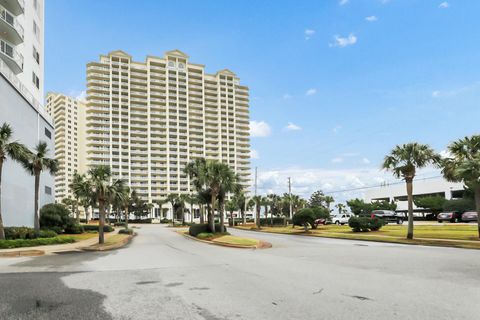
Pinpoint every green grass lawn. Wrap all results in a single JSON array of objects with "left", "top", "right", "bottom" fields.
[
  {"left": 58, "top": 233, "right": 98, "bottom": 241},
  {"left": 212, "top": 235, "right": 259, "bottom": 247},
  {"left": 235, "top": 223, "right": 480, "bottom": 249}
]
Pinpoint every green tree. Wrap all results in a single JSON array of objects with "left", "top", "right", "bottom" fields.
[
  {"left": 383, "top": 143, "right": 440, "bottom": 239},
  {"left": 335, "top": 203, "right": 347, "bottom": 214},
  {"left": 69, "top": 172, "right": 87, "bottom": 224},
  {"left": 309, "top": 190, "right": 325, "bottom": 207},
  {"left": 346, "top": 198, "right": 368, "bottom": 215},
  {"left": 414, "top": 196, "right": 446, "bottom": 217},
  {"left": 442, "top": 135, "right": 480, "bottom": 237},
  {"left": 21, "top": 142, "right": 59, "bottom": 232},
  {"left": 442, "top": 198, "right": 475, "bottom": 213},
  {"left": 250, "top": 195, "right": 263, "bottom": 229},
  {"left": 232, "top": 191, "right": 248, "bottom": 224},
  {"left": 166, "top": 193, "right": 178, "bottom": 226}
]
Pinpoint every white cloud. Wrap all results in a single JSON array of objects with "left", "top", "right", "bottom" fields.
[
  {"left": 439, "top": 149, "right": 451, "bottom": 158},
  {"left": 285, "top": 122, "right": 302, "bottom": 131},
  {"left": 339, "top": 0, "right": 349, "bottom": 5},
  {"left": 306, "top": 88, "right": 317, "bottom": 96},
  {"left": 432, "top": 90, "right": 441, "bottom": 97},
  {"left": 283, "top": 93, "right": 292, "bottom": 99},
  {"left": 250, "top": 149, "right": 260, "bottom": 159},
  {"left": 365, "top": 16, "right": 378, "bottom": 22},
  {"left": 250, "top": 121, "right": 272, "bottom": 137},
  {"left": 76, "top": 90, "right": 87, "bottom": 102},
  {"left": 331, "top": 157, "right": 344, "bottom": 164},
  {"left": 333, "top": 125, "right": 342, "bottom": 133},
  {"left": 304, "top": 29, "right": 316, "bottom": 40},
  {"left": 439, "top": 2, "right": 449, "bottom": 8},
  {"left": 362, "top": 157, "right": 371, "bottom": 164},
  {"left": 330, "top": 34, "right": 357, "bottom": 48}
]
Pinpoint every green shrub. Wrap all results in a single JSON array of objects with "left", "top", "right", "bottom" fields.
[
  {"left": 82, "top": 225, "right": 114, "bottom": 232},
  {"left": 197, "top": 232, "right": 214, "bottom": 239},
  {"left": 44, "top": 226, "right": 63, "bottom": 234},
  {"left": 40, "top": 203, "right": 75, "bottom": 232},
  {"left": 258, "top": 217, "right": 288, "bottom": 226},
  {"left": 348, "top": 217, "right": 384, "bottom": 232},
  {"left": 64, "top": 224, "right": 84, "bottom": 234},
  {"left": 189, "top": 224, "right": 209, "bottom": 237},
  {"left": 292, "top": 209, "right": 317, "bottom": 230},
  {"left": 4, "top": 227, "right": 37, "bottom": 240},
  {"left": 113, "top": 222, "right": 126, "bottom": 227},
  {"left": 119, "top": 228, "right": 134, "bottom": 235},
  {"left": 0, "top": 237, "right": 76, "bottom": 249},
  {"left": 38, "top": 230, "right": 58, "bottom": 238},
  {"left": 160, "top": 218, "right": 171, "bottom": 224}
]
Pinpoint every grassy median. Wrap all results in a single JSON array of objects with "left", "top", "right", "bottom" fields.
[{"left": 235, "top": 224, "right": 480, "bottom": 249}]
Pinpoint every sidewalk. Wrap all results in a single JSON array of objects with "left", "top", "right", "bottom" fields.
[{"left": 0, "top": 230, "right": 119, "bottom": 257}]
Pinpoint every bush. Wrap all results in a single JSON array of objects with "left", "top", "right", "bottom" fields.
[
  {"left": 40, "top": 203, "right": 75, "bottom": 232},
  {"left": 348, "top": 217, "right": 384, "bottom": 232},
  {"left": 0, "top": 237, "right": 76, "bottom": 249},
  {"left": 188, "top": 223, "right": 226, "bottom": 236},
  {"left": 259, "top": 217, "right": 288, "bottom": 226},
  {"left": 38, "top": 229, "right": 58, "bottom": 238},
  {"left": 64, "top": 224, "right": 84, "bottom": 234},
  {"left": 82, "top": 225, "right": 114, "bottom": 232},
  {"left": 114, "top": 222, "right": 126, "bottom": 227},
  {"left": 160, "top": 218, "right": 171, "bottom": 224},
  {"left": 197, "top": 232, "right": 214, "bottom": 239},
  {"left": 119, "top": 228, "right": 134, "bottom": 235},
  {"left": 292, "top": 209, "right": 317, "bottom": 230},
  {"left": 4, "top": 227, "right": 37, "bottom": 240}
]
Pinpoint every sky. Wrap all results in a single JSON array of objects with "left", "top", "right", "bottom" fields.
[{"left": 45, "top": 0, "right": 480, "bottom": 203}]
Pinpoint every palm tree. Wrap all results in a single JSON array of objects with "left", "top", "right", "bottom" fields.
[
  {"left": 197, "top": 189, "right": 211, "bottom": 224},
  {"left": 21, "top": 142, "right": 59, "bottom": 232},
  {"left": 154, "top": 198, "right": 167, "bottom": 220},
  {"left": 442, "top": 135, "right": 480, "bottom": 238},
  {"left": 268, "top": 194, "right": 283, "bottom": 225},
  {"left": 115, "top": 183, "right": 131, "bottom": 228},
  {"left": 383, "top": 143, "right": 440, "bottom": 239},
  {"left": 70, "top": 173, "right": 93, "bottom": 224},
  {"left": 324, "top": 195, "right": 334, "bottom": 212},
  {"left": 233, "top": 191, "right": 247, "bottom": 224},
  {"left": 0, "top": 123, "right": 29, "bottom": 239},
  {"left": 166, "top": 193, "right": 178, "bottom": 226},
  {"left": 225, "top": 199, "right": 237, "bottom": 226},
  {"left": 177, "top": 193, "right": 190, "bottom": 225},
  {"left": 187, "top": 194, "right": 198, "bottom": 223},
  {"left": 335, "top": 203, "right": 347, "bottom": 214},
  {"left": 250, "top": 195, "right": 263, "bottom": 229},
  {"left": 86, "top": 166, "right": 123, "bottom": 244},
  {"left": 198, "top": 160, "right": 238, "bottom": 233},
  {"left": 69, "top": 172, "right": 87, "bottom": 224}
]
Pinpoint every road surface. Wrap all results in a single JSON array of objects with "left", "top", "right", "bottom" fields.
[{"left": 0, "top": 224, "right": 479, "bottom": 320}]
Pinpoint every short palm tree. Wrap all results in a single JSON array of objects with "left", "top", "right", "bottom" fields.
[
  {"left": 86, "top": 166, "right": 123, "bottom": 244},
  {"left": 383, "top": 143, "right": 440, "bottom": 239},
  {"left": 69, "top": 172, "right": 88, "bottom": 224},
  {"left": 250, "top": 195, "right": 263, "bottom": 229},
  {"left": 0, "top": 123, "right": 29, "bottom": 239},
  {"left": 442, "top": 135, "right": 480, "bottom": 238},
  {"left": 21, "top": 142, "right": 59, "bottom": 232},
  {"left": 166, "top": 193, "right": 178, "bottom": 226}
]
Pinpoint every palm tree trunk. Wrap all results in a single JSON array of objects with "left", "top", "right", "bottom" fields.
[
  {"left": 210, "top": 193, "right": 216, "bottom": 233},
  {"left": 219, "top": 201, "right": 225, "bottom": 233},
  {"left": 181, "top": 204, "right": 185, "bottom": 226},
  {"left": 34, "top": 172, "right": 40, "bottom": 232},
  {"left": 75, "top": 199, "right": 80, "bottom": 224},
  {"left": 475, "top": 186, "right": 480, "bottom": 239},
  {"left": 125, "top": 206, "right": 129, "bottom": 229},
  {"left": 242, "top": 208, "right": 245, "bottom": 225},
  {"left": 230, "top": 209, "right": 234, "bottom": 227},
  {"left": 256, "top": 205, "right": 261, "bottom": 229},
  {"left": 406, "top": 179, "right": 414, "bottom": 240},
  {"left": 84, "top": 206, "right": 89, "bottom": 224},
  {"left": 0, "top": 160, "right": 5, "bottom": 240},
  {"left": 199, "top": 204, "right": 204, "bottom": 224},
  {"left": 190, "top": 203, "right": 193, "bottom": 224},
  {"left": 99, "top": 199, "right": 105, "bottom": 244}
]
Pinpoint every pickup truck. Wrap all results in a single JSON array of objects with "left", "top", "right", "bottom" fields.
[
  {"left": 330, "top": 214, "right": 352, "bottom": 225},
  {"left": 370, "top": 210, "right": 404, "bottom": 224}
]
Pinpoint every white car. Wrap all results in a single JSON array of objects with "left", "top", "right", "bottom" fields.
[{"left": 330, "top": 214, "right": 352, "bottom": 225}]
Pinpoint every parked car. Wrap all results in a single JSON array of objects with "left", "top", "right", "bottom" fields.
[
  {"left": 330, "top": 214, "right": 352, "bottom": 225},
  {"left": 461, "top": 211, "right": 478, "bottom": 222},
  {"left": 314, "top": 218, "right": 328, "bottom": 226},
  {"left": 370, "top": 210, "right": 404, "bottom": 224},
  {"left": 437, "top": 212, "right": 463, "bottom": 223}
]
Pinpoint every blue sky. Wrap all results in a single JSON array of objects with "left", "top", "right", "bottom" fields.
[{"left": 45, "top": 0, "right": 480, "bottom": 202}]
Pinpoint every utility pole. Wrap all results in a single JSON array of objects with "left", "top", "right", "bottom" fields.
[
  {"left": 254, "top": 167, "right": 258, "bottom": 225},
  {"left": 288, "top": 177, "right": 292, "bottom": 219}
]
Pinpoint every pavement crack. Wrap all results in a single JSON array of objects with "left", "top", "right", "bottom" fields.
[
  {"left": 165, "top": 282, "right": 183, "bottom": 287},
  {"left": 313, "top": 288, "right": 324, "bottom": 295},
  {"left": 343, "top": 294, "right": 373, "bottom": 301}
]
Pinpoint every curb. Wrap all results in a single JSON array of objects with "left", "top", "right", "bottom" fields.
[
  {"left": 0, "top": 249, "right": 45, "bottom": 258},
  {"left": 178, "top": 231, "right": 270, "bottom": 249},
  {"left": 81, "top": 233, "right": 136, "bottom": 252}
]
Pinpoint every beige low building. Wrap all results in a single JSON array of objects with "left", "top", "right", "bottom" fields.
[{"left": 85, "top": 49, "right": 250, "bottom": 216}]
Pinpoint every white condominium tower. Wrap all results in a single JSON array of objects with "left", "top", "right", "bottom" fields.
[
  {"left": 86, "top": 50, "right": 250, "bottom": 203},
  {"left": 45, "top": 93, "right": 87, "bottom": 203}
]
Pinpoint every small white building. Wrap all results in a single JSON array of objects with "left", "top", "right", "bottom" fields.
[{"left": 364, "top": 177, "right": 465, "bottom": 213}]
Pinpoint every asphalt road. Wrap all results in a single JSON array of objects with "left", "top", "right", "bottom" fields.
[{"left": 1, "top": 225, "right": 479, "bottom": 320}]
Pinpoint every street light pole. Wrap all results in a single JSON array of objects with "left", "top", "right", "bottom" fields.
[{"left": 288, "top": 177, "right": 292, "bottom": 219}]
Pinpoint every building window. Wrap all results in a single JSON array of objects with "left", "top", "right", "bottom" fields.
[
  {"left": 45, "top": 186, "right": 52, "bottom": 195},
  {"left": 32, "top": 72, "right": 40, "bottom": 89},
  {"left": 44, "top": 128, "right": 51, "bottom": 139},
  {"left": 33, "top": 46, "right": 40, "bottom": 64},
  {"left": 33, "top": 21, "right": 40, "bottom": 41}
]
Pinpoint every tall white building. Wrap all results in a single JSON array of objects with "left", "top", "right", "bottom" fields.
[
  {"left": 0, "top": 0, "right": 55, "bottom": 227},
  {"left": 86, "top": 50, "right": 250, "bottom": 205},
  {"left": 45, "top": 93, "right": 86, "bottom": 203}
]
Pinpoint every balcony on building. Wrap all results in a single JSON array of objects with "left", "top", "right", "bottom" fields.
[
  {"left": 0, "top": 0, "right": 24, "bottom": 16},
  {"left": 0, "top": 4, "right": 24, "bottom": 45},
  {"left": 0, "top": 39, "right": 22, "bottom": 73}
]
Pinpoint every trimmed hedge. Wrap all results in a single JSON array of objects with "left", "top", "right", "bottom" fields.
[
  {"left": 4, "top": 227, "right": 58, "bottom": 240},
  {"left": 160, "top": 218, "right": 171, "bottom": 224},
  {"left": 292, "top": 209, "right": 317, "bottom": 229},
  {"left": 113, "top": 222, "right": 126, "bottom": 227},
  {"left": 348, "top": 217, "right": 384, "bottom": 232},
  {"left": 0, "top": 237, "right": 76, "bottom": 249},
  {"left": 188, "top": 224, "right": 227, "bottom": 237},
  {"left": 82, "top": 225, "right": 114, "bottom": 232},
  {"left": 259, "top": 217, "right": 288, "bottom": 226},
  {"left": 119, "top": 228, "right": 134, "bottom": 235},
  {"left": 65, "top": 224, "right": 84, "bottom": 234}
]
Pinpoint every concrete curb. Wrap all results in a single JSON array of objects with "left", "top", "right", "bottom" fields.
[
  {"left": 0, "top": 249, "right": 45, "bottom": 257},
  {"left": 178, "top": 231, "right": 270, "bottom": 249},
  {"left": 81, "top": 233, "right": 136, "bottom": 252}
]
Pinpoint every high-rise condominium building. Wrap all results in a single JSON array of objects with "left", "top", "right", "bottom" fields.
[
  {"left": 45, "top": 93, "right": 87, "bottom": 203},
  {"left": 0, "top": 0, "right": 55, "bottom": 227},
  {"left": 86, "top": 50, "right": 250, "bottom": 204}
]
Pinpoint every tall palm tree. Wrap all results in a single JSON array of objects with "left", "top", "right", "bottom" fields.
[
  {"left": 86, "top": 165, "right": 123, "bottom": 244},
  {"left": 200, "top": 161, "right": 238, "bottom": 233},
  {"left": 0, "top": 123, "right": 29, "bottom": 239},
  {"left": 250, "top": 195, "right": 263, "bottom": 229},
  {"left": 166, "top": 193, "right": 178, "bottom": 226},
  {"left": 21, "top": 142, "right": 59, "bottom": 232},
  {"left": 233, "top": 191, "right": 247, "bottom": 224},
  {"left": 187, "top": 194, "right": 198, "bottom": 223},
  {"left": 324, "top": 195, "right": 334, "bottom": 212},
  {"left": 268, "top": 194, "right": 283, "bottom": 225},
  {"left": 154, "top": 198, "right": 167, "bottom": 220},
  {"left": 71, "top": 173, "right": 93, "bottom": 223},
  {"left": 115, "top": 183, "right": 131, "bottom": 228},
  {"left": 69, "top": 172, "right": 87, "bottom": 224},
  {"left": 383, "top": 143, "right": 440, "bottom": 239},
  {"left": 197, "top": 188, "right": 211, "bottom": 224},
  {"left": 442, "top": 135, "right": 480, "bottom": 238},
  {"left": 177, "top": 193, "right": 190, "bottom": 225}
]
